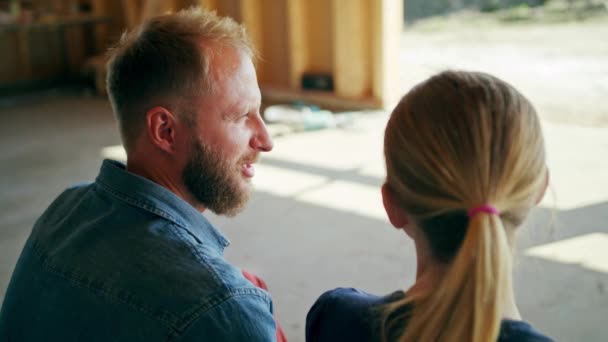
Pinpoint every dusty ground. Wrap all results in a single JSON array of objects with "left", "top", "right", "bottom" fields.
[{"left": 399, "top": 18, "right": 608, "bottom": 126}]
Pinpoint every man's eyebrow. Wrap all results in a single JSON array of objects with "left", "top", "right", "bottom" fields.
[{"left": 220, "top": 103, "right": 246, "bottom": 120}]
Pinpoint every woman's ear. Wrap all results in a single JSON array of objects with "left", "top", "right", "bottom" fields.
[{"left": 382, "top": 183, "right": 410, "bottom": 229}]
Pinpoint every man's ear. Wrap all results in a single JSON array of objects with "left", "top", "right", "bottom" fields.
[
  {"left": 381, "top": 183, "right": 410, "bottom": 229},
  {"left": 535, "top": 168, "right": 550, "bottom": 205},
  {"left": 146, "top": 106, "right": 178, "bottom": 154}
]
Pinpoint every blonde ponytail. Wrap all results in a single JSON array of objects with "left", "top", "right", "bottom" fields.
[
  {"left": 382, "top": 70, "right": 546, "bottom": 341},
  {"left": 384, "top": 212, "right": 511, "bottom": 342}
]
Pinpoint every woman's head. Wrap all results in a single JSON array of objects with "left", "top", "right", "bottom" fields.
[
  {"left": 384, "top": 70, "right": 546, "bottom": 258},
  {"left": 382, "top": 71, "right": 547, "bottom": 342}
]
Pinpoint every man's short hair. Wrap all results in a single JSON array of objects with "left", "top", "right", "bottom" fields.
[{"left": 106, "top": 7, "right": 254, "bottom": 152}]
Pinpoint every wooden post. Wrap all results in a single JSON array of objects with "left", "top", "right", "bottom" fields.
[
  {"left": 197, "top": 0, "right": 219, "bottom": 11},
  {"left": 372, "top": 0, "right": 403, "bottom": 109},
  {"left": 286, "top": 0, "right": 306, "bottom": 89},
  {"left": 333, "top": 0, "right": 372, "bottom": 99}
]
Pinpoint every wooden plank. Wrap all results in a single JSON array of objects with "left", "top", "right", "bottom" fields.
[
  {"left": 142, "top": 0, "right": 174, "bottom": 21},
  {"left": 0, "top": 32, "right": 21, "bottom": 84},
  {"left": 372, "top": 0, "right": 403, "bottom": 109},
  {"left": 240, "top": 0, "right": 262, "bottom": 50},
  {"left": 64, "top": 25, "right": 86, "bottom": 74},
  {"left": 16, "top": 30, "right": 32, "bottom": 79},
  {"left": 333, "top": 0, "right": 371, "bottom": 99},
  {"left": 286, "top": 0, "right": 306, "bottom": 89},
  {"left": 197, "top": 0, "right": 218, "bottom": 11},
  {"left": 91, "top": 0, "right": 108, "bottom": 51},
  {"left": 215, "top": 0, "right": 241, "bottom": 20},
  {"left": 304, "top": 0, "right": 332, "bottom": 73},
  {"left": 122, "top": 0, "right": 141, "bottom": 29},
  {"left": 240, "top": 0, "right": 266, "bottom": 81},
  {"left": 257, "top": 0, "right": 290, "bottom": 88},
  {"left": 261, "top": 85, "right": 379, "bottom": 111}
]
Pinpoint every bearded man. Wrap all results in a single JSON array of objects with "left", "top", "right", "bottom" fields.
[{"left": 0, "top": 8, "right": 279, "bottom": 341}]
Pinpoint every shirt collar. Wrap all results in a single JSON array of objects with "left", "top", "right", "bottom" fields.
[{"left": 95, "top": 159, "right": 230, "bottom": 253}]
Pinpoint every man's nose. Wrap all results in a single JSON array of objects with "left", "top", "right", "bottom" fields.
[{"left": 250, "top": 116, "right": 273, "bottom": 152}]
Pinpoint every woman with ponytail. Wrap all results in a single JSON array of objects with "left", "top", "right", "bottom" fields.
[{"left": 306, "top": 70, "right": 554, "bottom": 342}]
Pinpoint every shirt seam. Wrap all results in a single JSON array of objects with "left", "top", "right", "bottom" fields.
[
  {"left": 167, "top": 289, "right": 273, "bottom": 341},
  {"left": 30, "top": 239, "right": 179, "bottom": 327},
  {"left": 95, "top": 179, "right": 189, "bottom": 229},
  {"left": 30, "top": 238, "right": 270, "bottom": 341},
  {"left": 95, "top": 179, "right": 227, "bottom": 251},
  {"left": 167, "top": 223, "right": 226, "bottom": 287}
]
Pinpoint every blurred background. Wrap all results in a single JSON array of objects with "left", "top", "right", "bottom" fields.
[{"left": 1, "top": 0, "right": 607, "bottom": 341}]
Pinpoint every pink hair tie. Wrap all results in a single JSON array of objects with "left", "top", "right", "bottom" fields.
[{"left": 468, "top": 205, "right": 500, "bottom": 219}]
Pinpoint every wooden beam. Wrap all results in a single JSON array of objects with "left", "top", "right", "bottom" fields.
[
  {"left": 261, "top": 86, "right": 379, "bottom": 111},
  {"left": 141, "top": 0, "right": 174, "bottom": 21},
  {"left": 286, "top": 0, "right": 307, "bottom": 89},
  {"left": 240, "top": 0, "right": 266, "bottom": 81},
  {"left": 197, "top": 0, "right": 219, "bottom": 11},
  {"left": 214, "top": 0, "right": 241, "bottom": 20},
  {"left": 257, "top": 0, "right": 290, "bottom": 88},
  {"left": 91, "top": 0, "right": 106, "bottom": 51},
  {"left": 333, "top": 0, "right": 371, "bottom": 99},
  {"left": 304, "top": 0, "right": 333, "bottom": 73},
  {"left": 122, "top": 0, "right": 140, "bottom": 29},
  {"left": 372, "top": 0, "right": 403, "bottom": 109}
]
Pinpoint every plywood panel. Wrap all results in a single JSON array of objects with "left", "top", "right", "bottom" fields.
[
  {"left": 122, "top": 0, "right": 141, "bottom": 29},
  {"left": 240, "top": 0, "right": 266, "bottom": 81},
  {"left": 304, "top": 0, "right": 332, "bottom": 73},
  {"left": 92, "top": 0, "right": 108, "bottom": 51},
  {"left": 104, "top": 0, "right": 127, "bottom": 44},
  {"left": 197, "top": 0, "right": 219, "bottom": 11},
  {"left": 64, "top": 26, "right": 87, "bottom": 74},
  {"left": 333, "top": 0, "right": 372, "bottom": 98},
  {"left": 258, "top": 0, "right": 290, "bottom": 88},
  {"left": 0, "top": 32, "right": 22, "bottom": 83},
  {"left": 28, "top": 29, "right": 62, "bottom": 79},
  {"left": 286, "top": 0, "right": 307, "bottom": 89},
  {"left": 214, "top": 0, "right": 241, "bottom": 20},
  {"left": 372, "top": 0, "right": 403, "bottom": 108}
]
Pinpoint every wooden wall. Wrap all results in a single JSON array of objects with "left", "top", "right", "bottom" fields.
[
  {"left": 1, "top": 0, "right": 402, "bottom": 109},
  {"left": 197, "top": 0, "right": 403, "bottom": 109},
  {"left": 0, "top": 0, "right": 125, "bottom": 88}
]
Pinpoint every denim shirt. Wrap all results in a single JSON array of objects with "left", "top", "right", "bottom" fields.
[{"left": 0, "top": 159, "right": 277, "bottom": 341}]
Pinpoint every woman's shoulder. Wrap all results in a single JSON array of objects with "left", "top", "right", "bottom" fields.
[
  {"left": 499, "top": 319, "right": 555, "bottom": 342},
  {"left": 313, "top": 287, "right": 404, "bottom": 309},
  {"left": 306, "top": 288, "right": 405, "bottom": 342},
  {"left": 306, "top": 288, "right": 554, "bottom": 342}
]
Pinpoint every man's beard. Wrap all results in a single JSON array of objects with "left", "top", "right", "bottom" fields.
[{"left": 182, "top": 138, "right": 252, "bottom": 217}]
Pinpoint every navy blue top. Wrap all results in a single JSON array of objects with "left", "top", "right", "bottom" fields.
[
  {"left": 306, "top": 288, "right": 554, "bottom": 342},
  {"left": 0, "top": 160, "right": 276, "bottom": 341}
]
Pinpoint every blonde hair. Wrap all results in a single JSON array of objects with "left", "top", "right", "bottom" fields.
[
  {"left": 106, "top": 7, "right": 254, "bottom": 152},
  {"left": 382, "top": 71, "right": 547, "bottom": 342}
]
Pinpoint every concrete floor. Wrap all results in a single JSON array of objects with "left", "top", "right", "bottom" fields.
[{"left": 0, "top": 92, "right": 607, "bottom": 341}]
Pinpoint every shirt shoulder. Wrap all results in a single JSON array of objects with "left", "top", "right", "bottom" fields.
[
  {"left": 499, "top": 320, "right": 555, "bottom": 342},
  {"left": 29, "top": 182, "right": 271, "bottom": 330},
  {"left": 177, "top": 292, "right": 276, "bottom": 341},
  {"left": 306, "top": 288, "right": 404, "bottom": 342}
]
